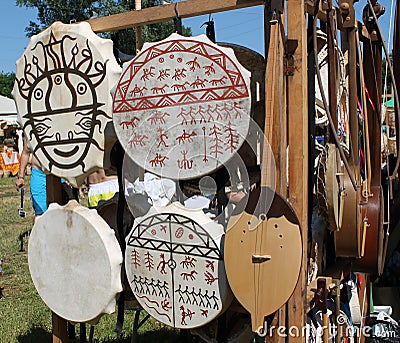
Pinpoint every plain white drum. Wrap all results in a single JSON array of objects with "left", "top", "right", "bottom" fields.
[{"left": 28, "top": 200, "right": 123, "bottom": 324}]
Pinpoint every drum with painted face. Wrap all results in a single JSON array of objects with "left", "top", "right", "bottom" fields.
[
  {"left": 13, "top": 21, "right": 121, "bottom": 186},
  {"left": 27, "top": 70, "right": 101, "bottom": 168}
]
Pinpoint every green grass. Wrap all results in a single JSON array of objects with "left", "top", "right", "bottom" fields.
[{"left": 0, "top": 176, "right": 202, "bottom": 343}]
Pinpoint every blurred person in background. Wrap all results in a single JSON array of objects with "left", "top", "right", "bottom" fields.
[
  {"left": 87, "top": 169, "right": 118, "bottom": 209},
  {"left": 15, "top": 137, "right": 47, "bottom": 222}
]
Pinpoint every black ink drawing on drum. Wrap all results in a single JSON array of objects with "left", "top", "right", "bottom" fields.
[
  {"left": 126, "top": 213, "right": 222, "bottom": 258},
  {"left": 14, "top": 31, "right": 110, "bottom": 172}
]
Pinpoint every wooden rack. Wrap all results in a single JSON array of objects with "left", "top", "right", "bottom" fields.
[{"left": 52, "top": 0, "right": 338, "bottom": 341}]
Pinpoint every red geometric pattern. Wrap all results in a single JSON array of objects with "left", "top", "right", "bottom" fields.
[
  {"left": 112, "top": 34, "right": 251, "bottom": 180},
  {"left": 113, "top": 38, "right": 249, "bottom": 113}
]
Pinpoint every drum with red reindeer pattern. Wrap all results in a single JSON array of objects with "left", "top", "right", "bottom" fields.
[{"left": 124, "top": 202, "right": 233, "bottom": 328}]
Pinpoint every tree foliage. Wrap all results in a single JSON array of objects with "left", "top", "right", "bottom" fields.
[
  {"left": 16, "top": 0, "right": 99, "bottom": 37},
  {"left": 0, "top": 72, "right": 16, "bottom": 98},
  {"left": 16, "top": 0, "right": 192, "bottom": 54}
]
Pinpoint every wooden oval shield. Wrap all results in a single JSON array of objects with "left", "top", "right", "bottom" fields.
[{"left": 225, "top": 186, "right": 302, "bottom": 332}]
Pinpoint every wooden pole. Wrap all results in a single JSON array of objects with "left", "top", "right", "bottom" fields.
[
  {"left": 47, "top": 174, "right": 69, "bottom": 342},
  {"left": 51, "top": 312, "right": 68, "bottom": 343},
  {"left": 265, "top": 3, "right": 287, "bottom": 343},
  {"left": 326, "top": 2, "right": 338, "bottom": 136},
  {"left": 286, "top": 0, "right": 308, "bottom": 340},
  {"left": 358, "top": 274, "right": 369, "bottom": 343},
  {"left": 46, "top": 174, "right": 62, "bottom": 206},
  {"left": 135, "top": 0, "right": 143, "bottom": 51},
  {"left": 316, "top": 279, "right": 329, "bottom": 343}
]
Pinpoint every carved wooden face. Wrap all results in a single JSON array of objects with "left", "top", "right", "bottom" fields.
[{"left": 27, "top": 69, "right": 102, "bottom": 170}]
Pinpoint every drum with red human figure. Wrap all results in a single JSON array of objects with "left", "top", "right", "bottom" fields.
[
  {"left": 113, "top": 33, "right": 251, "bottom": 180},
  {"left": 125, "top": 202, "right": 233, "bottom": 329}
]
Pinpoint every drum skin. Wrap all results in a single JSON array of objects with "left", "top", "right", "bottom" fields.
[
  {"left": 353, "top": 186, "right": 385, "bottom": 275},
  {"left": 28, "top": 200, "right": 123, "bottom": 324},
  {"left": 125, "top": 202, "right": 233, "bottom": 329},
  {"left": 12, "top": 21, "right": 121, "bottom": 187},
  {"left": 112, "top": 33, "right": 251, "bottom": 180},
  {"left": 218, "top": 42, "right": 265, "bottom": 168},
  {"left": 334, "top": 172, "right": 363, "bottom": 258},
  {"left": 323, "top": 144, "right": 343, "bottom": 231}
]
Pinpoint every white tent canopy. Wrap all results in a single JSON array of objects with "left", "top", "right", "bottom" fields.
[{"left": 0, "top": 95, "right": 18, "bottom": 126}]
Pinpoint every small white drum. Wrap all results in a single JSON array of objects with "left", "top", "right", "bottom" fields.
[
  {"left": 125, "top": 202, "right": 233, "bottom": 328},
  {"left": 28, "top": 200, "right": 123, "bottom": 324}
]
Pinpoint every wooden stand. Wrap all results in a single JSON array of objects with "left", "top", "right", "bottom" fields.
[
  {"left": 48, "top": 0, "right": 379, "bottom": 340},
  {"left": 51, "top": 312, "right": 68, "bottom": 343},
  {"left": 47, "top": 174, "right": 69, "bottom": 343},
  {"left": 287, "top": 0, "right": 308, "bottom": 340},
  {"left": 89, "top": 0, "right": 310, "bottom": 340},
  {"left": 88, "top": 0, "right": 263, "bottom": 32}
]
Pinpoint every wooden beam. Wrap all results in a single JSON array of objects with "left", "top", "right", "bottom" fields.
[
  {"left": 273, "top": 15, "right": 287, "bottom": 343},
  {"left": 88, "top": 0, "right": 264, "bottom": 33},
  {"left": 266, "top": 4, "right": 287, "bottom": 342},
  {"left": 135, "top": 0, "right": 143, "bottom": 51},
  {"left": 287, "top": 0, "right": 308, "bottom": 339},
  {"left": 306, "top": 0, "right": 327, "bottom": 22}
]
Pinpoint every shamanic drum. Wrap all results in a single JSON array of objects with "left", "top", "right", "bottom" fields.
[
  {"left": 28, "top": 200, "right": 123, "bottom": 324},
  {"left": 13, "top": 21, "right": 121, "bottom": 187},
  {"left": 125, "top": 202, "right": 232, "bottom": 328},
  {"left": 113, "top": 33, "right": 251, "bottom": 180}
]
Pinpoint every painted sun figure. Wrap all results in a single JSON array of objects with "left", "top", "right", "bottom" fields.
[{"left": 12, "top": 21, "right": 120, "bottom": 185}]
